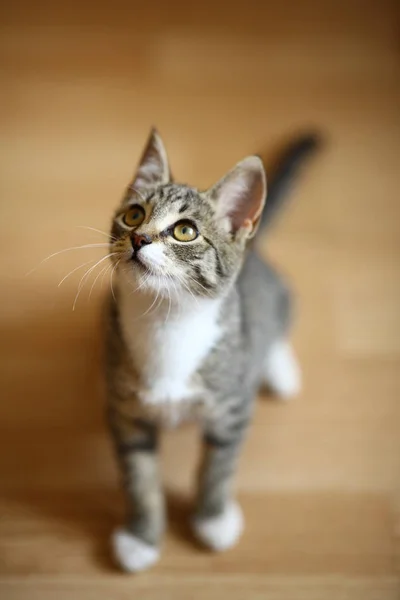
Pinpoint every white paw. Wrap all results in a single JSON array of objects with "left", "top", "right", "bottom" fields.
[
  {"left": 263, "top": 339, "right": 301, "bottom": 399},
  {"left": 112, "top": 528, "right": 160, "bottom": 573},
  {"left": 192, "top": 501, "right": 244, "bottom": 552}
]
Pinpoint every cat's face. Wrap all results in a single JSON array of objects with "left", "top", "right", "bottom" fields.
[
  {"left": 110, "top": 184, "right": 244, "bottom": 298},
  {"left": 110, "top": 129, "right": 266, "bottom": 299}
]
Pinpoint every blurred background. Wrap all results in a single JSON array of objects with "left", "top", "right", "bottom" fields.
[{"left": 1, "top": 1, "right": 399, "bottom": 598}]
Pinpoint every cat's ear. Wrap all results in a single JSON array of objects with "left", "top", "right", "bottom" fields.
[
  {"left": 208, "top": 156, "right": 266, "bottom": 239},
  {"left": 130, "top": 128, "right": 170, "bottom": 189}
]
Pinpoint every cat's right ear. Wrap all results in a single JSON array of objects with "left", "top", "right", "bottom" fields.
[{"left": 129, "top": 128, "right": 170, "bottom": 190}]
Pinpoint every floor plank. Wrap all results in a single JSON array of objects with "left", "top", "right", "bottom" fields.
[{"left": 1, "top": 0, "right": 399, "bottom": 597}]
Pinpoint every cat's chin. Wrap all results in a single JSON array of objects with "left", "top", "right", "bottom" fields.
[
  {"left": 130, "top": 254, "right": 149, "bottom": 273},
  {"left": 127, "top": 267, "right": 180, "bottom": 298},
  {"left": 123, "top": 260, "right": 196, "bottom": 301}
]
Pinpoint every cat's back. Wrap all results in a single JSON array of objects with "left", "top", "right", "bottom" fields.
[
  {"left": 202, "top": 251, "right": 292, "bottom": 396},
  {"left": 236, "top": 250, "right": 292, "bottom": 357}
]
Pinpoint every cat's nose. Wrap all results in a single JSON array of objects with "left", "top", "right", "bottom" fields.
[{"left": 130, "top": 232, "right": 152, "bottom": 252}]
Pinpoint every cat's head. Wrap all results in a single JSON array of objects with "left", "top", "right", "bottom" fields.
[{"left": 110, "top": 129, "right": 266, "bottom": 299}]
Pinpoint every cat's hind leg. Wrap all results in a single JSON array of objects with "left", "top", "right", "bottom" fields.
[{"left": 262, "top": 339, "right": 301, "bottom": 399}]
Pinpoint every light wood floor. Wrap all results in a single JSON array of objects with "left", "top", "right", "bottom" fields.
[{"left": 1, "top": 1, "right": 399, "bottom": 598}]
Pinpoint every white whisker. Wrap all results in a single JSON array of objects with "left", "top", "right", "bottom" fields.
[
  {"left": 173, "top": 270, "right": 199, "bottom": 306},
  {"left": 58, "top": 258, "right": 98, "bottom": 287},
  {"left": 126, "top": 269, "right": 152, "bottom": 296},
  {"left": 73, "top": 253, "right": 116, "bottom": 311},
  {"left": 164, "top": 276, "right": 172, "bottom": 324},
  {"left": 170, "top": 275, "right": 183, "bottom": 318},
  {"left": 88, "top": 264, "right": 108, "bottom": 300},
  {"left": 101, "top": 263, "right": 113, "bottom": 290},
  {"left": 134, "top": 273, "right": 151, "bottom": 294},
  {"left": 149, "top": 281, "right": 165, "bottom": 319},
  {"left": 139, "top": 281, "right": 161, "bottom": 319},
  {"left": 26, "top": 243, "right": 110, "bottom": 276},
  {"left": 77, "top": 226, "right": 116, "bottom": 240},
  {"left": 153, "top": 293, "right": 165, "bottom": 317},
  {"left": 110, "top": 259, "right": 122, "bottom": 302},
  {"left": 184, "top": 271, "right": 210, "bottom": 296}
]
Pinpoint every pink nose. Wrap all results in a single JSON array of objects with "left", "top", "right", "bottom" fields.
[{"left": 130, "top": 233, "right": 152, "bottom": 252}]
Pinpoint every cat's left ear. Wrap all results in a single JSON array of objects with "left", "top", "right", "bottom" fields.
[
  {"left": 130, "top": 128, "right": 170, "bottom": 189},
  {"left": 207, "top": 156, "right": 267, "bottom": 239}
]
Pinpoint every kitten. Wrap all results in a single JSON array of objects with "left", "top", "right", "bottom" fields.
[{"left": 105, "top": 129, "right": 318, "bottom": 572}]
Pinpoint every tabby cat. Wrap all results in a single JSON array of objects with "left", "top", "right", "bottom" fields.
[{"left": 105, "top": 129, "right": 317, "bottom": 572}]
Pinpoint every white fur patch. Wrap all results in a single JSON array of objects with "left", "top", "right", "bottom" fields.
[
  {"left": 139, "top": 242, "right": 167, "bottom": 270},
  {"left": 192, "top": 501, "right": 244, "bottom": 551},
  {"left": 263, "top": 339, "right": 301, "bottom": 399},
  {"left": 118, "top": 276, "right": 223, "bottom": 415},
  {"left": 112, "top": 528, "right": 160, "bottom": 573}
]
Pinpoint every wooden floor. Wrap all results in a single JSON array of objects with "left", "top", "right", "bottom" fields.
[{"left": 1, "top": 1, "right": 400, "bottom": 598}]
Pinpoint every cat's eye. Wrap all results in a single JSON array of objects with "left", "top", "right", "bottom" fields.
[
  {"left": 123, "top": 205, "right": 145, "bottom": 228},
  {"left": 173, "top": 221, "right": 198, "bottom": 242}
]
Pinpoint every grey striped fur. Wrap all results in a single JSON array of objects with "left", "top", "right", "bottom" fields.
[{"left": 105, "top": 129, "right": 316, "bottom": 571}]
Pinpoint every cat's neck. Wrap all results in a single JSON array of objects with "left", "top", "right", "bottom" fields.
[
  {"left": 116, "top": 274, "right": 225, "bottom": 406},
  {"left": 117, "top": 274, "right": 222, "bottom": 326}
]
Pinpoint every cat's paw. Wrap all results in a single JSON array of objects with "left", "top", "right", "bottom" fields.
[
  {"left": 192, "top": 501, "right": 244, "bottom": 552},
  {"left": 112, "top": 528, "right": 160, "bottom": 573},
  {"left": 263, "top": 339, "right": 301, "bottom": 399}
]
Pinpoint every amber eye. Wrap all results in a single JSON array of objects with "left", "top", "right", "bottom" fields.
[
  {"left": 123, "top": 205, "right": 145, "bottom": 228},
  {"left": 173, "top": 221, "right": 198, "bottom": 242}
]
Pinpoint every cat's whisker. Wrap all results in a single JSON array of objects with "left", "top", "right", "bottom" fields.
[
  {"left": 118, "top": 261, "right": 136, "bottom": 292},
  {"left": 165, "top": 272, "right": 179, "bottom": 303},
  {"left": 101, "top": 263, "right": 113, "bottom": 290},
  {"left": 173, "top": 271, "right": 199, "bottom": 306},
  {"left": 79, "top": 254, "right": 116, "bottom": 291},
  {"left": 26, "top": 243, "right": 110, "bottom": 276},
  {"left": 184, "top": 271, "right": 211, "bottom": 297},
  {"left": 128, "top": 270, "right": 152, "bottom": 296},
  {"left": 77, "top": 226, "right": 116, "bottom": 241},
  {"left": 138, "top": 274, "right": 167, "bottom": 320},
  {"left": 110, "top": 259, "right": 122, "bottom": 303},
  {"left": 138, "top": 280, "right": 162, "bottom": 320},
  {"left": 58, "top": 258, "right": 99, "bottom": 287},
  {"left": 171, "top": 276, "right": 185, "bottom": 319},
  {"left": 152, "top": 279, "right": 166, "bottom": 318},
  {"left": 137, "top": 274, "right": 152, "bottom": 295},
  {"left": 173, "top": 258, "right": 211, "bottom": 296},
  {"left": 88, "top": 264, "right": 109, "bottom": 300},
  {"left": 155, "top": 292, "right": 165, "bottom": 317},
  {"left": 73, "top": 253, "right": 116, "bottom": 311},
  {"left": 164, "top": 276, "right": 173, "bottom": 324}
]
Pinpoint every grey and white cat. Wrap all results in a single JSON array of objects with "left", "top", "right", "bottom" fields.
[{"left": 105, "top": 129, "right": 317, "bottom": 572}]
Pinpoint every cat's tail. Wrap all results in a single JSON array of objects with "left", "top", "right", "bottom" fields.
[{"left": 258, "top": 133, "right": 320, "bottom": 233}]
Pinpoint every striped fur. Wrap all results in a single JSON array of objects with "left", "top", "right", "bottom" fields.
[{"left": 105, "top": 129, "right": 316, "bottom": 571}]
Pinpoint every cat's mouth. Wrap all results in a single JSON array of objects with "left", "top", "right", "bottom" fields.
[
  {"left": 130, "top": 252, "right": 162, "bottom": 277},
  {"left": 128, "top": 249, "right": 169, "bottom": 283},
  {"left": 130, "top": 252, "right": 148, "bottom": 272}
]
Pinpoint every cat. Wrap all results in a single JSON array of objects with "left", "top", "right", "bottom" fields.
[{"left": 105, "top": 129, "right": 318, "bottom": 572}]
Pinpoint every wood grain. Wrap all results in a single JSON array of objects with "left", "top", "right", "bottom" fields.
[{"left": 1, "top": 0, "right": 399, "bottom": 597}]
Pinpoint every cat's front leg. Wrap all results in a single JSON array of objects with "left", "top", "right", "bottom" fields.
[
  {"left": 192, "top": 406, "right": 250, "bottom": 552},
  {"left": 108, "top": 406, "right": 165, "bottom": 572}
]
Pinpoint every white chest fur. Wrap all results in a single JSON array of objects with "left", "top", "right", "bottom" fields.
[{"left": 118, "top": 279, "right": 223, "bottom": 407}]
